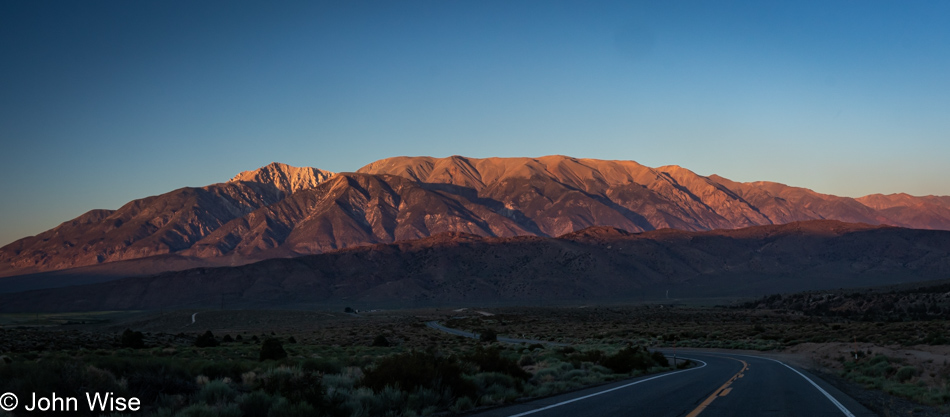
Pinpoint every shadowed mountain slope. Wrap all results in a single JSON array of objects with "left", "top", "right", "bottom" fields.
[{"left": 3, "top": 220, "right": 949, "bottom": 312}]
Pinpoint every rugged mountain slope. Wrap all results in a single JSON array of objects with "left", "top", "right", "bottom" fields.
[
  {"left": 358, "top": 155, "right": 773, "bottom": 234},
  {"left": 361, "top": 155, "right": 950, "bottom": 233},
  {"left": 855, "top": 193, "right": 950, "bottom": 229},
  {"left": 0, "top": 182, "right": 283, "bottom": 274},
  {"left": 183, "top": 173, "right": 534, "bottom": 258},
  {"left": 3, "top": 155, "right": 950, "bottom": 277},
  {"left": 4, "top": 220, "right": 949, "bottom": 312}
]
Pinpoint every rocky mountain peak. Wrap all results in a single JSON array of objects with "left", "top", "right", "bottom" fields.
[{"left": 229, "top": 162, "right": 335, "bottom": 195}]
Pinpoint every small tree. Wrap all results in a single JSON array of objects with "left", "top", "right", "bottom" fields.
[
  {"left": 479, "top": 328, "right": 498, "bottom": 343},
  {"left": 260, "top": 338, "right": 288, "bottom": 361},
  {"left": 195, "top": 330, "right": 219, "bottom": 348},
  {"left": 120, "top": 328, "right": 145, "bottom": 349},
  {"left": 371, "top": 334, "right": 390, "bottom": 347}
]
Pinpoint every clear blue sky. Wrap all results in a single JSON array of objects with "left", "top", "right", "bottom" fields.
[{"left": 2, "top": 0, "right": 949, "bottom": 246}]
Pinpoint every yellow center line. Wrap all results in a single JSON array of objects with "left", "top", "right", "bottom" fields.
[{"left": 684, "top": 358, "right": 748, "bottom": 417}]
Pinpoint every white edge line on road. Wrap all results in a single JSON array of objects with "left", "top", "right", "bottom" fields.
[
  {"left": 506, "top": 358, "right": 708, "bottom": 417},
  {"left": 725, "top": 353, "right": 856, "bottom": 417},
  {"left": 774, "top": 361, "right": 856, "bottom": 417}
]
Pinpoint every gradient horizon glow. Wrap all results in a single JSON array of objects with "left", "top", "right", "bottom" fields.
[{"left": 2, "top": 0, "right": 949, "bottom": 246}]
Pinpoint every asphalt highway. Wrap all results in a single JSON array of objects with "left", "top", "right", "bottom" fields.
[{"left": 469, "top": 351, "right": 877, "bottom": 417}]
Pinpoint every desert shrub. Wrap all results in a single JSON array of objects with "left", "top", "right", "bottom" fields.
[
  {"left": 301, "top": 357, "right": 342, "bottom": 375},
  {"left": 602, "top": 346, "right": 654, "bottom": 374},
  {"left": 260, "top": 338, "right": 287, "bottom": 361},
  {"left": 450, "top": 396, "right": 474, "bottom": 413},
  {"left": 90, "top": 357, "right": 196, "bottom": 401},
  {"left": 177, "top": 403, "right": 242, "bottom": 417},
  {"left": 479, "top": 329, "right": 498, "bottom": 343},
  {"left": 362, "top": 351, "right": 476, "bottom": 399},
  {"left": 568, "top": 349, "right": 606, "bottom": 366},
  {"left": 257, "top": 366, "right": 324, "bottom": 408},
  {"left": 196, "top": 380, "right": 237, "bottom": 405},
  {"left": 651, "top": 351, "right": 670, "bottom": 367},
  {"left": 195, "top": 331, "right": 220, "bottom": 348},
  {"left": 266, "top": 397, "right": 317, "bottom": 417},
  {"left": 237, "top": 391, "right": 278, "bottom": 417},
  {"left": 371, "top": 334, "right": 390, "bottom": 347},
  {"left": 287, "top": 336, "right": 297, "bottom": 344},
  {"left": 895, "top": 366, "right": 919, "bottom": 382},
  {"left": 222, "top": 335, "right": 234, "bottom": 343},
  {"left": 923, "top": 331, "right": 948, "bottom": 345},
  {"left": 200, "top": 361, "right": 253, "bottom": 381},
  {"left": 338, "top": 385, "right": 407, "bottom": 417},
  {"left": 518, "top": 354, "right": 536, "bottom": 366},
  {"left": 406, "top": 387, "right": 449, "bottom": 413},
  {"left": 463, "top": 347, "right": 530, "bottom": 380},
  {"left": 322, "top": 373, "right": 357, "bottom": 392},
  {"left": 121, "top": 329, "right": 145, "bottom": 349},
  {"left": 470, "top": 371, "right": 522, "bottom": 403}
]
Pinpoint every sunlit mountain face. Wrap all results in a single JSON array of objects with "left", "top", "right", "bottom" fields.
[{"left": 3, "top": 155, "right": 949, "bottom": 279}]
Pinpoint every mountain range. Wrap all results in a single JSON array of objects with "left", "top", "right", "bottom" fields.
[{"left": 3, "top": 155, "right": 950, "bottom": 280}]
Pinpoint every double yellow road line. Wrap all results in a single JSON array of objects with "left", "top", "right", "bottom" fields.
[{"left": 685, "top": 358, "right": 748, "bottom": 417}]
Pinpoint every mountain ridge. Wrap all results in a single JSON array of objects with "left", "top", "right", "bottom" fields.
[{"left": 2, "top": 155, "right": 949, "bottom": 277}]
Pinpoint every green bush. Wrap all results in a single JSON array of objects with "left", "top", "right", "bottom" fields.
[
  {"left": 266, "top": 397, "right": 317, "bottom": 417},
  {"left": 195, "top": 331, "right": 220, "bottom": 348},
  {"left": 88, "top": 356, "right": 195, "bottom": 401},
  {"left": 120, "top": 329, "right": 145, "bottom": 349},
  {"left": 260, "top": 338, "right": 287, "bottom": 361},
  {"left": 451, "top": 396, "right": 474, "bottom": 413},
  {"left": 602, "top": 346, "right": 655, "bottom": 374},
  {"left": 568, "top": 349, "right": 606, "bottom": 365},
  {"left": 301, "top": 358, "right": 342, "bottom": 375},
  {"left": 371, "top": 334, "right": 390, "bottom": 347},
  {"left": 197, "top": 380, "right": 236, "bottom": 405},
  {"left": 362, "top": 351, "right": 476, "bottom": 399},
  {"left": 463, "top": 347, "right": 530, "bottom": 380},
  {"left": 237, "top": 391, "right": 278, "bottom": 417},
  {"left": 177, "top": 403, "right": 242, "bottom": 417},
  {"left": 199, "top": 361, "right": 253, "bottom": 381},
  {"left": 257, "top": 366, "right": 324, "bottom": 408},
  {"left": 895, "top": 366, "right": 919, "bottom": 383},
  {"left": 479, "top": 329, "right": 498, "bottom": 343}
]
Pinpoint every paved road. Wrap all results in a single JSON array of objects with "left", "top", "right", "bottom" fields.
[
  {"left": 469, "top": 352, "right": 876, "bottom": 417},
  {"left": 425, "top": 322, "right": 875, "bottom": 416}
]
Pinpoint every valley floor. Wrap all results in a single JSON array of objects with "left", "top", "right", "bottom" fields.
[{"left": 0, "top": 303, "right": 948, "bottom": 416}]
